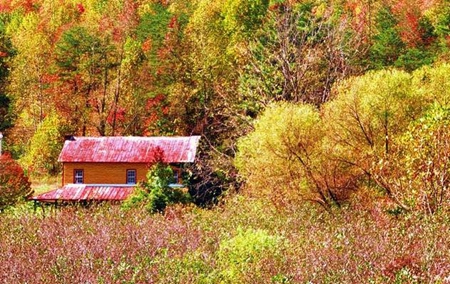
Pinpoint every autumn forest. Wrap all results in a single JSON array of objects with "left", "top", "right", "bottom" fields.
[{"left": 0, "top": 0, "right": 450, "bottom": 282}]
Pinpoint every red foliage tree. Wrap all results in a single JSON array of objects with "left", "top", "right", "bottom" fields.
[
  {"left": 0, "top": 154, "right": 32, "bottom": 210},
  {"left": 391, "top": 0, "right": 436, "bottom": 47}
]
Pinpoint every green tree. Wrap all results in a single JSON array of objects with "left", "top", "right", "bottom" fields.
[
  {"left": 369, "top": 7, "right": 405, "bottom": 69},
  {"left": 123, "top": 161, "right": 191, "bottom": 213}
]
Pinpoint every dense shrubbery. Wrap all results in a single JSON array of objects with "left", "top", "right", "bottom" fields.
[
  {"left": 0, "top": 153, "right": 32, "bottom": 211},
  {"left": 236, "top": 64, "right": 450, "bottom": 213}
]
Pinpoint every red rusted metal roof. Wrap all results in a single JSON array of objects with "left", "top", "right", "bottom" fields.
[
  {"left": 31, "top": 184, "right": 136, "bottom": 202},
  {"left": 58, "top": 136, "right": 201, "bottom": 163}
]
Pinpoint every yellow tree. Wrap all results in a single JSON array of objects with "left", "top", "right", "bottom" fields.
[
  {"left": 6, "top": 11, "right": 56, "bottom": 152},
  {"left": 322, "top": 66, "right": 450, "bottom": 212},
  {"left": 235, "top": 102, "right": 358, "bottom": 209}
]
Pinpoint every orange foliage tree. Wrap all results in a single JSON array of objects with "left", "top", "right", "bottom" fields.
[{"left": 0, "top": 153, "right": 32, "bottom": 210}]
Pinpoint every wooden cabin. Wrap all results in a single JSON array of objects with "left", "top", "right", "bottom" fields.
[
  {"left": 31, "top": 136, "right": 200, "bottom": 203},
  {"left": 59, "top": 136, "right": 200, "bottom": 186}
]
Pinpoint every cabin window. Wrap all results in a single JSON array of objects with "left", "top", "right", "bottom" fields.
[
  {"left": 127, "top": 169, "right": 137, "bottom": 184},
  {"left": 74, "top": 169, "right": 84, "bottom": 184},
  {"left": 173, "top": 169, "right": 179, "bottom": 184}
]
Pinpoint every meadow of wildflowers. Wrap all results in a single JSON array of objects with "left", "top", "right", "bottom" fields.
[{"left": 1, "top": 195, "right": 449, "bottom": 283}]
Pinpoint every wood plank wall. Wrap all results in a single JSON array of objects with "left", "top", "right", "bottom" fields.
[{"left": 62, "top": 163, "right": 182, "bottom": 186}]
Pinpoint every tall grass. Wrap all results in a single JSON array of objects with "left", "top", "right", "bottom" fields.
[{"left": 1, "top": 196, "right": 450, "bottom": 283}]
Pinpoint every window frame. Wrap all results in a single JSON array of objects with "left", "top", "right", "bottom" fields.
[
  {"left": 74, "top": 169, "right": 84, "bottom": 184},
  {"left": 126, "top": 169, "right": 137, "bottom": 184}
]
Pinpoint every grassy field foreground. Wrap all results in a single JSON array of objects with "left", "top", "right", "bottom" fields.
[{"left": 1, "top": 195, "right": 450, "bottom": 283}]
